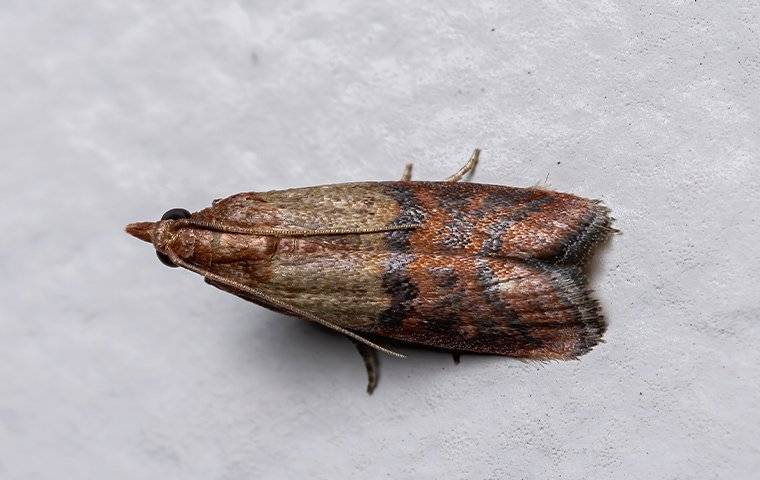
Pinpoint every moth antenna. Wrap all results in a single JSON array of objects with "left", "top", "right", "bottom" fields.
[
  {"left": 165, "top": 248, "right": 406, "bottom": 359},
  {"left": 182, "top": 219, "right": 420, "bottom": 237},
  {"left": 445, "top": 148, "right": 480, "bottom": 182}
]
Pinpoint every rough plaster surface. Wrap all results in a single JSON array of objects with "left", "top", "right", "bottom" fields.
[{"left": 2, "top": 1, "right": 759, "bottom": 478}]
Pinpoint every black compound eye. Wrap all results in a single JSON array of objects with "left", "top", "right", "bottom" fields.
[
  {"left": 156, "top": 251, "right": 178, "bottom": 268},
  {"left": 156, "top": 208, "right": 191, "bottom": 268},
  {"left": 161, "top": 208, "right": 191, "bottom": 221}
]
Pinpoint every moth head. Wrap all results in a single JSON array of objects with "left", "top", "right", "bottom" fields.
[{"left": 125, "top": 208, "right": 192, "bottom": 268}]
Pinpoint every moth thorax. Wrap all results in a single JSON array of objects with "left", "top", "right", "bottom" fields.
[{"left": 163, "top": 227, "right": 278, "bottom": 266}]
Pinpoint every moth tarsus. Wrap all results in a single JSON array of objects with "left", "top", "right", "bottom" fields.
[
  {"left": 126, "top": 149, "right": 613, "bottom": 394},
  {"left": 353, "top": 341, "right": 380, "bottom": 395},
  {"left": 400, "top": 163, "right": 413, "bottom": 182},
  {"left": 445, "top": 148, "right": 480, "bottom": 182}
]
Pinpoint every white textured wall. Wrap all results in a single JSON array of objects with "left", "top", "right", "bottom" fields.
[{"left": 2, "top": 1, "right": 759, "bottom": 478}]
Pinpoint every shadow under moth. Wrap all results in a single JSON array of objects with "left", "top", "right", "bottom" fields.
[{"left": 126, "top": 150, "right": 614, "bottom": 394}]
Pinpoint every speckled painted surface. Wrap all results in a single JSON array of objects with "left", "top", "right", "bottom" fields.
[{"left": 1, "top": 1, "right": 758, "bottom": 478}]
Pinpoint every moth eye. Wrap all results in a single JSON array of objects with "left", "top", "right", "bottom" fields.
[
  {"left": 156, "top": 251, "right": 178, "bottom": 268},
  {"left": 161, "top": 208, "right": 191, "bottom": 221},
  {"left": 156, "top": 208, "right": 190, "bottom": 267}
]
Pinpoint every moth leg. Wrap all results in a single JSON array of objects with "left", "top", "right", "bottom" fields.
[
  {"left": 353, "top": 340, "right": 380, "bottom": 395},
  {"left": 452, "top": 353, "right": 461, "bottom": 364},
  {"left": 400, "top": 163, "right": 413, "bottom": 181},
  {"left": 445, "top": 148, "right": 480, "bottom": 182}
]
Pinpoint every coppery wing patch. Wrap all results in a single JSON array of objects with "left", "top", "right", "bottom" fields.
[
  {"left": 367, "top": 253, "right": 605, "bottom": 359},
  {"left": 369, "top": 181, "right": 611, "bottom": 358},
  {"left": 381, "top": 181, "right": 613, "bottom": 264}
]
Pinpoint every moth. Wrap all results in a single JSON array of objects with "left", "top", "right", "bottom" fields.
[{"left": 126, "top": 150, "right": 614, "bottom": 393}]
